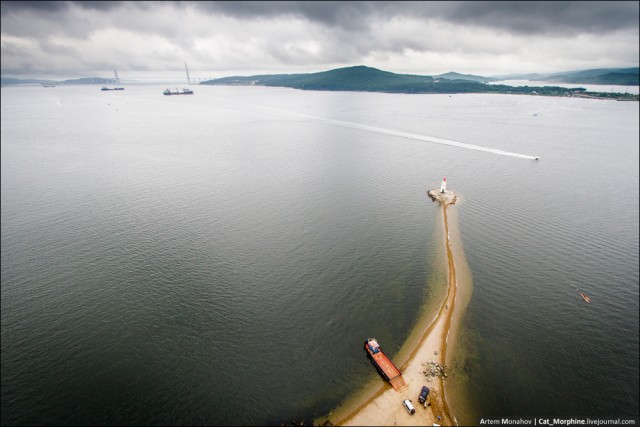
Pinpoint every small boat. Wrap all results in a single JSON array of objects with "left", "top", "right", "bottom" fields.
[{"left": 580, "top": 292, "right": 590, "bottom": 304}]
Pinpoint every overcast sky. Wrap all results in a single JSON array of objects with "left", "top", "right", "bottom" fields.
[{"left": 1, "top": 1, "right": 638, "bottom": 81}]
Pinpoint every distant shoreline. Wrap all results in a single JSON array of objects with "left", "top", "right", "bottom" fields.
[
  {"left": 2, "top": 80, "right": 637, "bottom": 101},
  {"left": 202, "top": 82, "right": 640, "bottom": 101},
  {"left": 198, "top": 65, "right": 639, "bottom": 101}
]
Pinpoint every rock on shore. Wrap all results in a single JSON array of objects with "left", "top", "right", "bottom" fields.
[
  {"left": 427, "top": 189, "right": 457, "bottom": 206},
  {"left": 422, "top": 360, "right": 449, "bottom": 379}
]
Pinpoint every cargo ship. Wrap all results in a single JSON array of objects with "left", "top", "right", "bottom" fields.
[
  {"left": 163, "top": 88, "right": 193, "bottom": 96},
  {"left": 101, "top": 87, "right": 124, "bottom": 91},
  {"left": 364, "top": 338, "right": 406, "bottom": 390}
]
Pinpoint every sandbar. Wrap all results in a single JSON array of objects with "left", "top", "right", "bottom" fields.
[{"left": 323, "top": 190, "right": 464, "bottom": 426}]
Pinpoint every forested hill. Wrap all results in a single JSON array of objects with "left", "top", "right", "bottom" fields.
[
  {"left": 530, "top": 67, "right": 639, "bottom": 85},
  {"left": 540, "top": 72, "right": 639, "bottom": 85},
  {"left": 201, "top": 65, "right": 579, "bottom": 95},
  {"left": 202, "top": 66, "right": 441, "bottom": 92},
  {"left": 201, "top": 65, "right": 640, "bottom": 100}
]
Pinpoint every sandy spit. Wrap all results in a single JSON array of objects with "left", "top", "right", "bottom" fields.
[{"left": 320, "top": 192, "right": 468, "bottom": 427}]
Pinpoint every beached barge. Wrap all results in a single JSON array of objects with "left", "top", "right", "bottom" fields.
[{"left": 364, "top": 338, "right": 406, "bottom": 390}]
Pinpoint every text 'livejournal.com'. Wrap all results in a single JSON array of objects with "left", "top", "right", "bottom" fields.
[{"left": 477, "top": 417, "right": 638, "bottom": 426}]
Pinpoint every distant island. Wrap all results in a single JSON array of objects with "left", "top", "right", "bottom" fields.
[
  {"left": 1, "top": 77, "right": 58, "bottom": 86},
  {"left": 201, "top": 65, "right": 639, "bottom": 101},
  {"left": 1, "top": 76, "right": 117, "bottom": 86},
  {"left": 530, "top": 67, "right": 639, "bottom": 85},
  {"left": 57, "top": 77, "right": 118, "bottom": 85}
]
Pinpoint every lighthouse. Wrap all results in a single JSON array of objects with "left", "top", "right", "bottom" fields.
[
  {"left": 440, "top": 177, "right": 447, "bottom": 193},
  {"left": 428, "top": 177, "right": 456, "bottom": 205}
]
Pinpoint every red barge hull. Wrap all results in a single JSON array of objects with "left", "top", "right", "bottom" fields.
[{"left": 364, "top": 338, "right": 406, "bottom": 391}]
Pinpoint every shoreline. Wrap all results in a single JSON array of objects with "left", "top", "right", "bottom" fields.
[{"left": 323, "top": 191, "right": 467, "bottom": 426}]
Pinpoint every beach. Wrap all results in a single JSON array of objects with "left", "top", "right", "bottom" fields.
[{"left": 325, "top": 191, "right": 467, "bottom": 426}]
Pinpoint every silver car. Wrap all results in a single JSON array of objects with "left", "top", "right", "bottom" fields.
[{"left": 402, "top": 399, "right": 416, "bottom": 415}]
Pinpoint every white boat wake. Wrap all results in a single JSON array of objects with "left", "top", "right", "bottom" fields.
[
  {"left": 227, "top": 100, "right": 539, "bottom": 160},
  {"left": 313, "top": 115, "right": 539, "bottom": 160}
]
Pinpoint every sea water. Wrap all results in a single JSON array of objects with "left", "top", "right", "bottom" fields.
[{"left": 1, "top": 85, "right": 638, "bottom": 425}]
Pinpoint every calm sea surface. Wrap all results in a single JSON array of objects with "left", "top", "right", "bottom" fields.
[{"left": 1, "top": 85, "right": 638, "bottom": 425}]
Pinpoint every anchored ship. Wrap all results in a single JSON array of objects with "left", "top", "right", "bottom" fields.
[
  {"left": 102, "top": 73, "right": 123, "bottom": 91},
  {"left": 163, "top": 88, "right": 194, "bottom": 96},
  {"left": 364, "top": 338, "right": 406, "bottom": 390}
]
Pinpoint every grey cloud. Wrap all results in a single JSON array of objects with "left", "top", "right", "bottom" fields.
[
  {"left": 0, "top": 1, "right": 127, "bottom": 13},
  {"left": 420, "top": 1, "right": 640, "bottom": 35},
  {"left": 0, "top": 1, "right": 71, "bottom": 13},
  {"left": 191, "top": 1, "right": 381, "bottom": 30},
  {"left": 1, "top": 1, "right": 637, "bottom": 78},
  {"left": 1, "top": 1, "right": 162, "bottom": 40},
  {"left": 188, "top": 1, "right": 639, "bottom": 35},
  {"left": 3, "top": 1, "right": 638, "bottom": 36}
]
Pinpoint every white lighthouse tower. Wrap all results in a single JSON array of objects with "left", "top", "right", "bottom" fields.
[{"left": 440, "top": 177, "right": 447, "bottom": 193}]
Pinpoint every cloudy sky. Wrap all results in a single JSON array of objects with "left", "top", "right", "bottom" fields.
[{"left": 1, "top": 1, "right": 638, "bottom": 81}]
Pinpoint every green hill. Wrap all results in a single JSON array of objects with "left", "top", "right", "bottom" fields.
[
  {"left": 204, "top": 65, "right": 439, "bottom": 92},
  {"left": 202, "top": 65, "right": 501, "bottom": 93},
  {"left": 533, "top": 68, "right": 638, "bottom": 85},
  {"left": 554, "top": 72, "right": 638, "bottom": 85},
  {"left": 434, "top": 72, "right": 498, "bottom": 83},
  {"left": 202, "top": 65, "right": 585, "bottom": 95}
]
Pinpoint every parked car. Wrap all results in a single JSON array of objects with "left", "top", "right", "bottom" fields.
[
  {"left": 402, "top": 399, "right": 416, "bottom": 415},
  {"left": 418, "top": 386, "right": 430, "bottom": 404}
]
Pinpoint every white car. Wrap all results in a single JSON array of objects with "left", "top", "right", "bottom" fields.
[{"left": 402, "top": 399, "right": 415, "bottom": 415}]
